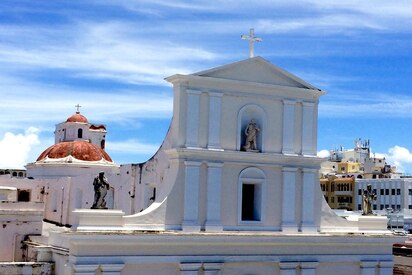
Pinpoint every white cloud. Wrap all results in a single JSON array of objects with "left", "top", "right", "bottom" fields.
[
  {"left": 317, "top": 149, "right": 330, "bottom": 158},
  {"left": 0, "top": 127, "right": 40, "bottom": 169},
  {"left": 381, "top": 146, "right": 412, "bottom": 173}
]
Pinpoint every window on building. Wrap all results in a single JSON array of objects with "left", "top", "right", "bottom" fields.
[
  {"left": 397, "top": 189, "right": 401, "bottom": 195},
  {"left": 358, "top": 204, "right": 361, "bottom": 210},
  {"left": 241, "top": 183, "right": 262, "bottom": 222},
  {"left": 385, "top": 205, "right": 389, "bottom": 209},
  {"left": 386, "top": 189, "right": 389, "bottom": 195},
  {"left": 373, "top": 189, "right": 377, "bottom": 195},
  {"left": 392, "top": 189, "right": 396, "bottom": 196},
  {"left": 373, "top": 205, "right": 377, "bottom": 210},
  {"left": 380, "top": 205, "right": 384, "bottom": 210},
  {"left": 78, "top": 128, "right": 83, "bottom": 138},
  {"left": 397, "top": 205, "right": 401, "bottom": 210},
  {"left": 380, "top": 189, "right": 384, "bottom": 196},
  {"left": 324, "top": 196, "right": 328, "bottom": 203},
  {"left": 341, "top": 167, "right": 345, "bottom": 171},
  {"left": 409, "top": 189, "right": 412, "bottom": 196},
  {"left": 409, "top": 205, "right": 412, "bottom": 210},
  {"left": 331, "top": 197, "right": 335, "bottom": 203},
  {"left": 17, "top": 189, "right": 30, "bottom": 202},
  {"left": 391, "top": 204, "right": 396, "bottom": 209},
  {"left": 358, "top": 189, "right": 362, "bottom": 196}
]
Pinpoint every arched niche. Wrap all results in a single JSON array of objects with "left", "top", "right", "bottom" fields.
[
  {"left": 238, "top": 167, "right": 266, "bottom": 223},
  {"left": 237, "top": 104, "right": 267, "bottom": 152}
]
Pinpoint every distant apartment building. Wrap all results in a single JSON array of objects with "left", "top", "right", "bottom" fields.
[
  {"left": 320, "top": 176, "right": 355, "bottom": 210},
  {"left": 355, "top": 178, "right": 412, "bottom": 212},
  {"left": 320, "top": 138, "right": 400, "bottom": 210}
]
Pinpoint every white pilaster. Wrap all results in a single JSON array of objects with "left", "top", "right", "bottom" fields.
[
  {"left": 186, "top": 89, "right": 201, "bottom": 148},
  {"left": 301, "top": 168, "right": 318, "bottom": 233},
  {"left": 207, "top": 92, "right": 223, "bottom": 149},
  {"left": 282, "top": 167, "right": 298, "bottom": 232},
  {"left": 301, "top": 102, "right": 315, "bottom": 155},
  {"left": 180, "top": 262, "right": 202, "bottom": 275},
  {"left": 282, "top": 99, "right": 295, "bottom": 154},
  {"left": 279, "top": 262, "right": 299, "bottom": 275},
  {"left": 182, "top": 161, "right": 201, "bottom": 231},
  {"left": 360, "top": 261, "right": 378, "bottom": 275},
  {"left": 205, "top": 162, "right": 224, "bottom": 232},
  {"left": 300, "top": 262, "right": 318, "bottom": 275}
]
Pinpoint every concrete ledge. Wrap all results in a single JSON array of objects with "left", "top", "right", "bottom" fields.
[
  {"left": 72, "top": 209, "right": 125, "bottom": 230},
  {"left": 358, "top": 215, "right": 388, "bottom": 231}
]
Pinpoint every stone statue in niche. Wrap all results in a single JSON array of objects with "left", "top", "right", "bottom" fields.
[
  {"left": 362, "top": 184, "right": 376, "bottom": 215},
  {"left": 243, "top": 119, "right": 260, "bottom": 152},
  {"left": 91, "top": 171, "right": 110, "bottom": 209}
]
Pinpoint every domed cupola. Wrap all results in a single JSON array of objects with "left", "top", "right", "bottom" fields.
[
  {"left": 26, "top": 105, "right": 118, "bottom": 178},
  {"left": 66, "top": 112, "right": 88, "bottom": 123},
  {"left": 35, "top": 140, "right": 113, "bottom": 165}
]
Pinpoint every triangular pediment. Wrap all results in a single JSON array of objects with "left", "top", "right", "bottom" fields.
[{"left": 192, "top": 56, "right": 318, "bottom": 90}]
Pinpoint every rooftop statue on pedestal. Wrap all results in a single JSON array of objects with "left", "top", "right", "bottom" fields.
[
  {"left": 362, "top": 184, "right": 377, "bottom": 215},
  {"left": 91, "top": 172, "right": 110, "bottom": 209}
]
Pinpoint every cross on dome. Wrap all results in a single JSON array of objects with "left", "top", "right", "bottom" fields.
[
  {"left": 75, "top": 104, "right": 82, "bottom": 114},
  {"left": 241, "top": 28, "right": 262, "bottom": 58}
]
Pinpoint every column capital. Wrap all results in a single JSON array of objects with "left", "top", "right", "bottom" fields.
[
  {"left": 300, "top": 261, "right": 319, "bottom": 269},
  {"left": 207, "top": 162, "right": 224, "bottom": 168},
  {"left": 184, "top": 161, "right": 202, "bottom": 167},
  {"left": 302, "top": 101, "right": 315, "bottom": 107},
  {"left": 100, "top": 264, "right": 125, "bottom": 273},
  {"left": 73, "top": 264, "right": 99, "bottom": 274},
  {"left": 203, "top": 262, "right": 224, "bottom": 271},
  {"left": 186, "top": 89, "right": 202, "bottom": 95},
  {"left": 283, "top": 99, "right": 296, "bottom": 105},
  {"left": 180, "top": 262, "right": 203, "bottom": 271},
  {"left": 282, "top": 167, "right": 298, "bottom": 172},
  {"left": 360, "top": 261, "right": 378, "bottom": 268},
  {"left": 208, "top": 91, "right": 223, "bottom": 97},
  {"left": 279, "top": 261, "right": 299, "bottom": 269},
  {"left": 302, "top": 168, "right": 318, "bottom": 173}
]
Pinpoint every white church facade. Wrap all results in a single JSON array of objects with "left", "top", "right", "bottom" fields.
[{"left": 0, "top": 57, "right": 405, "bottom": 274}]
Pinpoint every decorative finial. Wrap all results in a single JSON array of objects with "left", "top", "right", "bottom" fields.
[
  {"left": 241, "top": 28, "right": 262, "bottom": 58},
  {"left": 75, "top": 104, "right": 82, "bottom": 113}
]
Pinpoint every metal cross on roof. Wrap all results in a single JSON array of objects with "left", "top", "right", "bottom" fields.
[
  {"left": 241, "top": 28, "right": 262, "bottom": 58},
  {"left": 75, "top": 104, "right": 82, "bottom": 113}
]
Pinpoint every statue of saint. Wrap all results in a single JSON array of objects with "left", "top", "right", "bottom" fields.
[
  {"left": 91, "top": 171, "right": 110, "bottom": 209},
  {"left": 362, "top": 184, "right": 376, "bottom": 215},
  {"left": 243, "top": 119, "right": 260, "bottom": 152}
]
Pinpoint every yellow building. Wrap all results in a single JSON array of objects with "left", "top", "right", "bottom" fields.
[
  {"left": 320, "top": 176, "right": 355, "bottom": 210},
  {"left": 337, "top": 162, "right": 361, "bottom": 174}
]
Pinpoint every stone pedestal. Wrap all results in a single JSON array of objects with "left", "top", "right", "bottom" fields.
[
  {"left": 358, "top": 216, "right": 388, "bottom": 231},
  {"left": 72, "top": 209, "right": 125, "bottom": 231}
]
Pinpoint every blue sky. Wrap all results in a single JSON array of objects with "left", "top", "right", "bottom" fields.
[{"left": 1, "top": 1, "right": 412, "bottom": 172}]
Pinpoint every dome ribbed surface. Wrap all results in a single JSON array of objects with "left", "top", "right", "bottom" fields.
[{"left": 36, "top": 140, "right": 112, "bottom": 162}]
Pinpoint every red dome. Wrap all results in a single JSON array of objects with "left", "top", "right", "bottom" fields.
[
  {"left": 37, "top": 140, "right": 112, "bottom": 162},
  {"left": 66, "top": 112, "right": 88, "bottom": 123}
]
